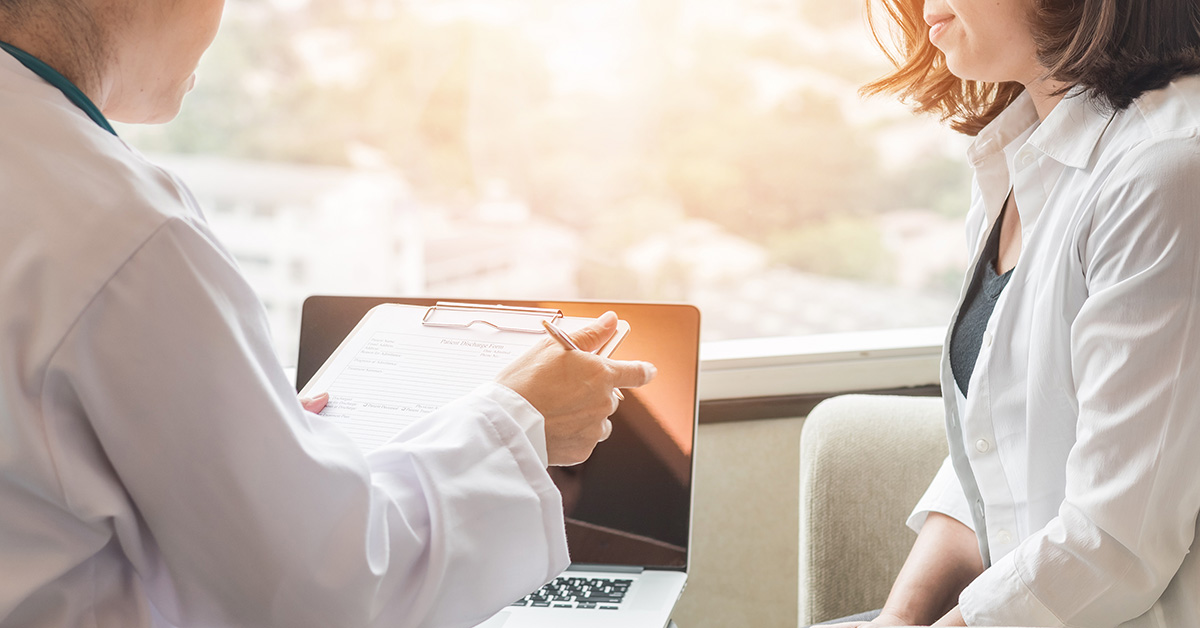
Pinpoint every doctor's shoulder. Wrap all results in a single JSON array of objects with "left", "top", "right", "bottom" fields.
[
  {"left": 0, "top": 80, "right": 225, "bottom": 334},
  {"left": 4, "top": 102, "right": 192, "bottom": 225}
]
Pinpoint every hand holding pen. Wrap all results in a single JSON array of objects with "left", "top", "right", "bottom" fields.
[
  {"left": 496, "top": 311, "right": 656, "bottom": 466},
  {"left": 541, "top": 319, "right": 624, "bottom": 400}
]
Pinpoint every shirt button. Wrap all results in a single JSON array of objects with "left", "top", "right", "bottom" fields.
[
  {"left": 975, "top": 439, "right": 991, "bottom": 453},
  {"left": 996, "top": 530, "right": 1013, "bottom": 545},
  {"left": 982, "top": 331, "right": 993, "bottom": 348},
  {"left": 975, "top": 500, "right": 986, "bottom": 519},
  {"left": 1017, "top": 150, "right": 1036, "bottom": 168}
]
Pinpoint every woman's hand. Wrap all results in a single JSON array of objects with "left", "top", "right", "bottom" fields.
[
  {"left": 819, "top": 611, "right": 923, "bottom": 627},
  {"left": 823, "top": 606, "right": 965, "bottom": 627},
  {"left": 931, "top": 606, "right": 966, "bottom": 626}
]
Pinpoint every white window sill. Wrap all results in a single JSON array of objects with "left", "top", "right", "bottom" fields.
[{"left": 698, "top": 327, "right": 945, "bottom": 401}]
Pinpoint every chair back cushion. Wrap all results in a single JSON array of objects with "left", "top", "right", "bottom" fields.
[{"left": 799, "top": 394, "right": 948, "bottom": 625}]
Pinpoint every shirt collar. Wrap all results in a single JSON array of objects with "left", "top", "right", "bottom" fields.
[
  {"left": 1027, "top": 89, "right": 1115, "bottom": 169},
  {"left": 968, "top": 87, "right": 1115, "bottom": 171},
  {"left": 967, "top": 91, "right": 1039, "bottom": 167}
]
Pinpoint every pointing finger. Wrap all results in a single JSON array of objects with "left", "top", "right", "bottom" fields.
[{"left": 609, "top": 360, "right": 657, "bottom": 390}]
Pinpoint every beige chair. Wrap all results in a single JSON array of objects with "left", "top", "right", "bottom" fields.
[{"left": 798, "top": 394, "right": 948, "bottom": 626}]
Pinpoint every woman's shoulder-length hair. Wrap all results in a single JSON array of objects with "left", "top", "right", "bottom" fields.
[{"left": 863, "top": 0, "right": 1200, "bottom": 136}]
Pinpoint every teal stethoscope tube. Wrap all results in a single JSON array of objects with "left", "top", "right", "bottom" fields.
[{"left": 0, "top": 39, "right": 118, "bottom": 136}]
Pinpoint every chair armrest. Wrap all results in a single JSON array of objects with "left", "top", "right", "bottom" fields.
[{"left": 799, "top": 394, "right": 947, "bottom": 625}]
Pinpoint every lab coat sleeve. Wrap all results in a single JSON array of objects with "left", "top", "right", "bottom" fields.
[
  {"left": 43, "top": 216, "right": 568, "bottom": 628},
  {"left": 907, "top": 455, "right": 975, "bottom": 534},
  {"left": 482, "top": 382, "right": 550, "bottom": 467},
  {"left": 960, "top": 133, "right": 1200, "bottom": 626}
]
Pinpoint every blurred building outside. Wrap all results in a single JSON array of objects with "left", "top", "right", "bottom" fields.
[
  {"left": 161, "top": 151, "right": 961, "bottom": 364},
  {"left": 122, "top": 0, "right": 975, "bottom": 363}
]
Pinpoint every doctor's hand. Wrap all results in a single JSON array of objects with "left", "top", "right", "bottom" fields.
[
  {"left": 300, "top": 392, "right": 329, "bottom": 414},
  {"left": 497, "top": 311, "right": 656, "bottom": 466}
]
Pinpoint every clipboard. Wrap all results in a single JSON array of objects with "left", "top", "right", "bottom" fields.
[{"left": 299, "top": 302, "right": 630, "bottom": 451}]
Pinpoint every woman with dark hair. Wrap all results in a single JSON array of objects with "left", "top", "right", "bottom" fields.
[{"left": 820, "top": 0, "right": 1200, "bottom": 626}]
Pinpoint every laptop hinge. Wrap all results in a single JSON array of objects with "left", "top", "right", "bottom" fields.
[{"left": 566, "top": 563, "right": 645, "bottom": 573}]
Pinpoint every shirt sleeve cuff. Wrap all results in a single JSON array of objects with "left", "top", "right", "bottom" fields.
[
  {"left": 959, "top": 551, "right": 1061, "bottom": 626},
  {"left": 476, "top": 382, "right": 549, "bottom": 467},
  {"left": 907, "top": 456, "right": 976, "bottom": 534}
]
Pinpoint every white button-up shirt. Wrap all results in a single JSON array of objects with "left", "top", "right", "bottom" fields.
[
  {"left": 910, "top": 77, "right": 1200, "bottom": 627},
  {"left": 0, "top": 52, "right": 567, "bottom": 627}
]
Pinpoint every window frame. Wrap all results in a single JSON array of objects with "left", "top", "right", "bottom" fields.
[{"left": 698, "top": 326, "right": 944, "bottom": 423}]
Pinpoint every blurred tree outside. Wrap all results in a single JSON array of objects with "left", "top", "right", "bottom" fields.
[
  {"left": 767, "top": 216, "right": 892, "bottom": 282},
  {"left": 883, "top": 155, "right": 973, "bottom": 218}
]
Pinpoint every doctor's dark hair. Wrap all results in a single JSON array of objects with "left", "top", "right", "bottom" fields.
[{"left": 863, "top": 0, "right": 1200, "bottom": 136}]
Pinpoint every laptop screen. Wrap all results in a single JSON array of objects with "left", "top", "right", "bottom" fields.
[{"left": 296, "top": 297, "right": 699, "bottom": 571}]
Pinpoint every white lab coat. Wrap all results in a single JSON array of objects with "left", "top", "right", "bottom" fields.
[{"left": 0, "top": 52, "right": 568, "bottom": 627}]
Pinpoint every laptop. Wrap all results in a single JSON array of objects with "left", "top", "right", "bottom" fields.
[{"left": 296, "top": 297, "right": 700, "bottom": 628}]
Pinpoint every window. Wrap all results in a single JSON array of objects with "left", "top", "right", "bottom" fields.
[{"left": 117, "top": 0, "right": 970, "bottom": 365}]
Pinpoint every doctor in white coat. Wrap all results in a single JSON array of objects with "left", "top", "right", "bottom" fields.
[{"left": 0, "top": 0, "right": 657, "bottom": 625}]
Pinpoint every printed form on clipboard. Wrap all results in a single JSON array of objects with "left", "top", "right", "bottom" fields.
[{"left": 299, "top": 302, "right": 630, "bottom": 452}]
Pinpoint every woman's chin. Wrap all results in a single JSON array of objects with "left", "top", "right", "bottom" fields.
[{"left": 942, "top": 55, "right": 986, "bottom": 84}]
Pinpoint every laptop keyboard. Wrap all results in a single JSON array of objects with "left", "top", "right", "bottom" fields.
[{"left": 510, "top": 576, "right": 633, "bottom": 610}]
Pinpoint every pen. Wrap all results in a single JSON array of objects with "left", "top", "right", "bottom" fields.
[{"left": 541, "top": 319, "right": 625, "bottom": 400}]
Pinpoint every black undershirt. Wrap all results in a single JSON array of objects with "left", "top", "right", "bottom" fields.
[{"left": 950, "top": 206, "right": 1014, "bottom": 396}]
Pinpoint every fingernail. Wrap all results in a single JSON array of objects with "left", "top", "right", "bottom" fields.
[{"left": 646, "top": 363, "right": 658, "bottom": 378}]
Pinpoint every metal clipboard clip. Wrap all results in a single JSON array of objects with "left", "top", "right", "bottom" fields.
[{"left": 422, "top": 301, "right": 564, "bottom": 334}]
